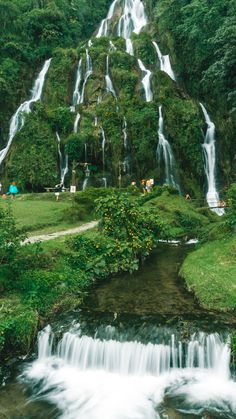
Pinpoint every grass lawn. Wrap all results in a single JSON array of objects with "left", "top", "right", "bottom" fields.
[
  {"left": 180, "top": 236, "right": 236, "bottom": 311},
  {"left": 0, "top": 193, "right": 87, "bottom": 235}
]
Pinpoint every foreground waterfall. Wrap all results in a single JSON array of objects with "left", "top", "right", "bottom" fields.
[
  {"left": 152, "top": 41, "right": 176, "bottom": 81},
  {"left": 0, "top": 59, "right": 51, "bottom": 166},
  {"left": 157, "top": 106, "right": 180, "bottom": 190},
  {"left": 22, "top": 326, "right": 236, "bottom": 419},
  {"left": 200, "top": 103, "right": 224, "bottom": 216},
  {"left": 56, "top": 132, "right": 68, "bottom": 186},
  {"left": 137, "top": 59, "right": 153, "bottom": 102}
]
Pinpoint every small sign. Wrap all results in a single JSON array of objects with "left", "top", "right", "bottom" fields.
[{"left": 70, "top": 185, "right": 76, "bottom": 193}]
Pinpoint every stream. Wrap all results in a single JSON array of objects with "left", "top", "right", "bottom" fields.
[{"left": 0, "top": 244, "right": 236, "bottom": 419}]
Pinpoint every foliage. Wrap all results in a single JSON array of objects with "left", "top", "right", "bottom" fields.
[
  {"left": 226, "top": 183, "right": 236, "bottom": 230},
  {"left": 0, "top": 206, "right": 25, "bottom": 266}
]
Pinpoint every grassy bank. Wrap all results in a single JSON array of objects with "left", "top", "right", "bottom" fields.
[{"left": 180, "top": 237, "right": 236, "bottom": 311}]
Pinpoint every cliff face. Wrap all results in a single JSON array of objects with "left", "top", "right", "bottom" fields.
[{"left": 0, "top": 0, "right": 234, "bottom": 194}]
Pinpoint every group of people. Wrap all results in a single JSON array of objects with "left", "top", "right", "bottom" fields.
[
  {"left": 130, "top": 179, "right": 154, "bottom": 193},
  {"left": 0, "top": 182, "right": 19, "bottom": 199}
]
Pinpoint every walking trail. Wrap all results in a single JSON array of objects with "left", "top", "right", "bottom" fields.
[{"left": 23, "top": 221, "right": 98, "bottom": 245}]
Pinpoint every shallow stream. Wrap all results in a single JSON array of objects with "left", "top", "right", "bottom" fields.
[{"left": 0, "top": 244, "right": 236, "bottom": 419}]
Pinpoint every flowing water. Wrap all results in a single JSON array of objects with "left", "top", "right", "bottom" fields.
[
  {"left": 56, "top": 132, "right": 68, "bottom": 186},
  {"left": 152, "top": 42, "right": 176, "bottom": 81},
  {"left": 0, "top": 59, "right": 51, "bottom": 166},
  {"left": 157, "top": 106, "right": 180, "bottom": 190},
  {"left": 101, "top": 127, "right": 107, "bottom": 171},
  {"left": 137, "top": 59, "right": 153, "bottom": 102},
  {"left": 105, "top": 55, "right": 117, "bottom": 99},
  {"left": 200, "top": 103, "right": 224, "bottom": 216},
  {"left": 1, "top": 244, "right": 236, "bottom": 418},
  {"left": 80, "top": 49, "right": 93, "bottom": 104},
  {"left": 97, "top": 0, "right": 147, "bottom": 57}
]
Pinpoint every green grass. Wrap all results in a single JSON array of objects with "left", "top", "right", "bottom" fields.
[
  {"left": 0, "top": 193, "right": 85, "bottom": 235},
  {"left": 144, "top": 191, "right": 211, "bottom": 239},
  {"left": 180, "top": 236, "right": 236, "bottom": 311}
]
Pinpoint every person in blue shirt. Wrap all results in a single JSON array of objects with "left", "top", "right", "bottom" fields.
[{"left": 8, "top": 182, "right": 18, "bottom": 199}]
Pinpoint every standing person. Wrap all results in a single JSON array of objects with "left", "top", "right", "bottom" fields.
[
  {"left": 141, "top": 179, "right": 146, "bottom": 193},
  {"left": 9, "top": 182, "right": 18, "bottom": 199}
]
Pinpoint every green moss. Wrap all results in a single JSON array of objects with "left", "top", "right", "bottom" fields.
[{"left": 180, "top": 237, "right": 236, "bottom": 311}]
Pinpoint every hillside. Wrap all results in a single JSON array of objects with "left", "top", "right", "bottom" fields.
[{"left": 0, "top": 0, "right": 235, "bottom": 200}]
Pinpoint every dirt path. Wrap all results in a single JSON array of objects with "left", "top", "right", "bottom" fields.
[{"left": 23, "top": 221, "right": 98, "bottom": 245}]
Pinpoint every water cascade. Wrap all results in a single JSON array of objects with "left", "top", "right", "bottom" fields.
[
  {"left": 96, "top": 0, "right": 119, "bottom": 38},
  {"left": 105, "top": 55, "right": 117, "bottom": 99},
  {"left": 23, "top": 326, "right": 236, "bottom": 419},
  {"left": 152, "top": 41, "right": 176, "bottom": 81},
  {"left": 0, "top": 59, "right": 51, "bottom": 166},
  {"left": 109, "top": 40, "right": 117, "bottom": 51},
  {"left": 137, "top": 59, "right": 153, "bottom": 102},
  {"left": 157, "top": 106, "right": 180, "bottom": 190},
  {"left": 71, "top": 58, "right": 83, "bottom": 112},
  {"left": 56, "top": 132, "right": 69, "bottom": 186},
  {"left": 74, "top": 112, "right": 81, "bottom": 134},
  {"left": 101, "top": 127, "right": 106, "bottom": 170},
  {"left": 117, "top": 0, "right": 147, "bottom": 55},
  {"left": 200, "top": 103, "right": 224, "bottom": 216},
  {"left": 80, "top": 49, "right": 93, "bottom": 104}
]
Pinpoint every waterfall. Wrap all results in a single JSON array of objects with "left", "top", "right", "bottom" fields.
[
  {"left": 137, "top": 59, "right": 153, "bottom": 102},
  {"left": 105, "top": 55, "right": 117, "bottom": 99},
  {"left": 96, "top": 0, "right": 120, "bottom": 38},
  {"left": 157, "top": 106, "right": 179, "bottom": 190},
  {"left": 101, "top": 127, "right": 106, "bottom": 170},
  {"left": 80, "top": 49, "right": 93, "bottom": 104},
  {"left": 74, "top": 112, "right": 81, "bottom": 134},
  {"left": 117, "top": 0, "right": 147, "bottom": 37},
  {"left": 23, "top": 326, "right": 236, "bottom": 419},
  {"left": 126, "top": 38, "right": 134, "bottom": 55},
  {"left": 0, "top": 59, "right": 51, "bottom": 166},
  {"left": 56, "top": 132, "right": 69, "bottom": 186},
  {"left": 109, "top": 40, "right": 117, "bottom": 51},
  {"left": 123, "top": 117, "right": 128, "bottom": 149},
  {"left": 88, "top": 39, "right": 93, "bottom": 47},
  {"left": 152, "top": 41, "right": 176, "bottom": 81},
  {"left": 71, "top": 58, "right": 83, "bottom": 111},
  {"left": 38, "top": 325, "right": 53, "bottom": 359},
  {"left": 200, "top": 103, "right": 224, "bottom": 216}
]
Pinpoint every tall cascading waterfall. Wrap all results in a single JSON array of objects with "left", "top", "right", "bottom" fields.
[
  {"left": 56, "top": 132, "right": 69, "bottom": 186},
  {"left": 117, "top": 0, "right": 147, "bottom": 56},
  {"left": 0, "top": 59, "right": 51, "bottom": 166},
  {"left": 23, "top": 325, "right": 236, "bottom": 419},
  {"left": 137, "top": 59, "right": 153, "bottom": 102},
  {"left": 105, "top": 55, "right": 117, "bottom": 99},
  {"left": 200, "top": 103, "right": 224, "bottom": 216},
  {"left": 152, "top": 41, "right": 176, "bottom": 81},
  {"left": 157, "top": 106, "right": 180, "bottom": 190}
]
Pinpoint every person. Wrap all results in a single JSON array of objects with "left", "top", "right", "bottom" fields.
[
  {"left": 219, "top": 199, "right": 226, "bottom": 208},
  {"left": 131, "top": 180, "right": 136, "bottom": 187},
  {"left": 185, "top": 193, "right": 191, "bottom": 200},
  {"left": 55, "top": 192, "right": 60, "bottom": 201},
  {"left": 146, "top": 179, "right": 152, "bottom": 193},
  {"left": 8, "top": 182, "right": 18, "bottom": 199},
  {"left": 141, "top": 179, "right": 146, "bottom": 193}
]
